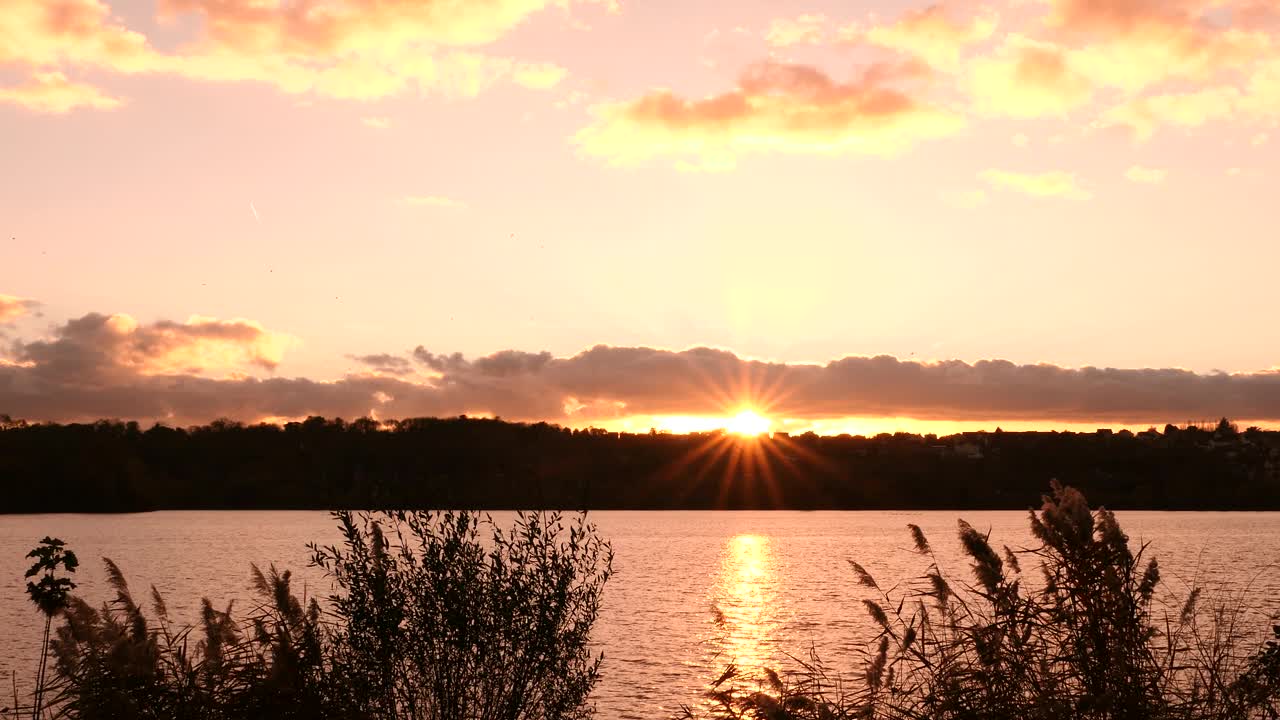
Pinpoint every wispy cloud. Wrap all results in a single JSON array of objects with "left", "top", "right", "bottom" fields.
[
  {"left": 1124, "top": 165, "right": 1167, "bottom": 184},
  {"left": 980, "top": 169, "right": 1091, "bottom": 199},
  {"left": 0, "top": 71, "right": 122, "bottom": 113},
  {"left": 765, "top": 14, "right": 828, "bottom": 48},
  {"left": 864, "top": 5, "right": 997, "bottom": 69},
  {"left": 1103, "top": 87, "right": 1243, "bottom": 140}
]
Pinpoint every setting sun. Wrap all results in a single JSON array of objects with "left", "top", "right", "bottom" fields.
[{"left": 726, "top": 410, "right": 771, "bottom": 436}]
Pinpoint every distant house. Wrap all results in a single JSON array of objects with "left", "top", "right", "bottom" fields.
[{"left": 954, "top": 442, "right": 984, "bottom": 459}]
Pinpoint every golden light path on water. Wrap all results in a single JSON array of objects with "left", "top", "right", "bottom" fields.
[{"left": 708, "top": 534, "right": 782, "bottom": 686}]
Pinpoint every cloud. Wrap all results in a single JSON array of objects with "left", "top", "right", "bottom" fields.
[
  {"left": 766, "top": 14, "right": 828, "bottom": 48},
  {"left": 944, "top": 0, "right": 1277, "bottom": 134},
  {"left": 158, "top": 0, "right": 581, "bottom": 52},
  {"left": 361, "top": 116, "right": 392, "bottom": 129},
  {"left": 413, "top": 347, "right": 468, "bottom": 373},
  {"left": 575, "top": 60, "right": 964, "bottom": 169},
  {"left": 0, "top": 295, "right": 39, "bottom": 325},
  {"left": 980, "top": 169, "right": 1091, "bottom": 199},
  {"left": 968, "top": 35, "right": 1095, "bottom": 117},
  {"left": 1124, "top": 165, "right": 1167, "bottom": 183},
  {"left": 163, "top": 46, "right": 569, "bottom": 102},
  {"left": 9, "top": 313, "right": 294, "bottom": 385},
  {"left": 1102, "top": 86, "right": 1243, "bottom": 139},
  {"left": 1064, "top": 29, "right": 1269, "bottom": 96},
  {"left": 348, "top": 353, "right": 414, "bottom": 375},
  {"left": 402, "top": 195, "right": 467, "bottom": 210},
  {"left": 9, "top": 327, "right": 1280, "bottom": 427},
  {"left": 1234, "top": 1, "right": 1280, "bottom": 29},
  {"left": 1240, "top": 57, "right": 1280, "bottom": 120},
  {"left": 1046, "top": 0, "right": 1195, "bottom": 35},
  {"left": 509, "top": 61, "right": 568, "bottom": 89},
  {"left": 1046, "top": 0, "right": 1273, "bottom": 91},
  {"left": 470, "top": 349, "right": 555, "bottom": 376},
  {"left": 0, "top": 0, "right": 589, "bottom": 107},
  {"left": 0, "top": 0, "right": 152, "bottom": 70},
  {"left": 864, "top": 5, "right": 998, "bottom": 69},
  {"left": 0, "top": 71, "right": 122, "bottom": 113}
]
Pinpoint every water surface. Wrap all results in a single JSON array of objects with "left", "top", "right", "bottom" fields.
[{"left": 3, "top": 511, "right": 1279, "bottom": 717}]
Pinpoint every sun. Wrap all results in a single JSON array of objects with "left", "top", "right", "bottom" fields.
[{"left": 726, "top": 409, "right": 771, "bottom": 436}]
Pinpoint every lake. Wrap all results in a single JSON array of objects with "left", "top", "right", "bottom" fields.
[{"left": 3, "top": 510, "right": 1280, "bottom": 717}]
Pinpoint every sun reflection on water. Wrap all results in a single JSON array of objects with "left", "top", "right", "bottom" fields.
[{"left": 708, "top": 533, "right": 782, "bottom": 676}]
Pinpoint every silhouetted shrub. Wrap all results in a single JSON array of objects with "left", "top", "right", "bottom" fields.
[
  {"left": 15, "top": 510, "right": 611, "bottom": 720},
  {"left": 310, "top": 510, "right": 614, "bottom": 720},
  {"left": 686, "top": 482, "right": 1280, "bottom": 720}
]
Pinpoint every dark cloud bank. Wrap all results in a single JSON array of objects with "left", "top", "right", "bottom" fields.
[{"left": 4, "top": 311, "right": 1280, "bottom": 427}]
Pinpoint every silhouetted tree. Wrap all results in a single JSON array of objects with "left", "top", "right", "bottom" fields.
[{"left": 1, "top": 416, "right": 1278, "bottom": 512}]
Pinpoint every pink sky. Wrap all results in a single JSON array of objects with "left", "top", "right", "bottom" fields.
[{"left": 3, "top": 0, "right": 1280, "bottom": 433}]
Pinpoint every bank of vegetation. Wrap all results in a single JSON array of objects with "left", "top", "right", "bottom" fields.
[{"left": 3, "top": 415, "right": 1279, "bottom": 512}]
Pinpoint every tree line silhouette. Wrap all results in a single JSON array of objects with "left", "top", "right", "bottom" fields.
[{"left": 2, "top": 415, "right": 1279, "bottom": 513}]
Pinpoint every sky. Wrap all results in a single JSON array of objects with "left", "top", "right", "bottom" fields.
[{"left": 2, "top": 0, "right": 1280, "bottom": 434}]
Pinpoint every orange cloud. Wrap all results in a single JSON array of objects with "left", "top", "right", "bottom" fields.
[
  {"left": 0, "top": 71, "right": 122, "bottom": 113},
  {"left": 1044, "top": 0, "right": 1274, "bottom": 94},
  {"left": 0, "top": 0, "right": 590, "bottom": 107},
  {"left": 969, "top": 35, "right": 1096, "bottom": 117},
  {"left": 0, "top": 0, "right": 152, "bottom": 70},
  {"left": 945, "top": 0, "right": 1277, "bottom": 134},
  {"left": 0, "top": 294, "right": 39, "bottom": 324},
  {"left": 576, "top": 60, "right": 964, "bottom": 169},
  {"left": 12, "top": 313, "right": 295, "bottom": 382},
  {"left": 980, "top": 169, "right": 1091, "bottom": 199},
  {"left": 1051, "top": 0, "right": 1230, "bottom": 37},
  {"left": 865, "top": 5, "right": 998, "bottom": 69}
]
